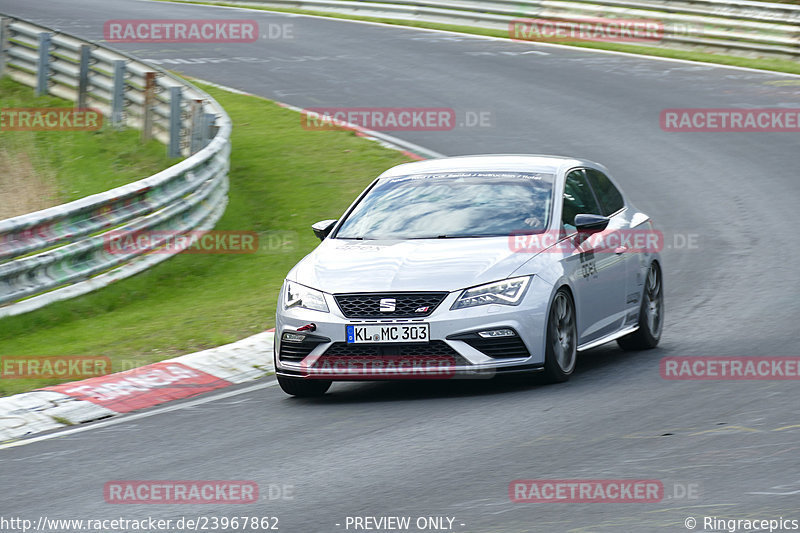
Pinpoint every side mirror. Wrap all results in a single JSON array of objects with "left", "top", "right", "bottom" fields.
[
  {"left": 574, "top": 214, "right": 609, "bottom": 233},
  {"left": 311, "top": 219, "right": 337, "bottom": 241}
]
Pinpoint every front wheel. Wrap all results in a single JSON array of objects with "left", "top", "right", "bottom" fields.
[
  {"left": 277, "top": 375, "right": 332, "bottom": 397},
  {"left": 542, "top": 288, "right": 577, "bottom": 383},
  {"left": 618, "top": 261, "right": 663, "bottom": 351}
]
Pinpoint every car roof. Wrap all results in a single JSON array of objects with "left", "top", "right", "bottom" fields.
[{"left": 377, "top": 154, "right": 605, "bottom": 178}]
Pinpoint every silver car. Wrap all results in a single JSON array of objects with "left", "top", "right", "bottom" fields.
[{"left": 275, "top": 155, "right": 663, "bottom": 396}]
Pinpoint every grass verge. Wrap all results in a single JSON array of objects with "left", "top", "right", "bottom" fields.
[
  {"left": 0, "top": 81, "right": 411, "bottom": 396},
  {"left": 0, "top": 77, "right": 174, "bottom": 219},
  {"left": 156, "top": 0, "right": 800, "bottom": 76}
]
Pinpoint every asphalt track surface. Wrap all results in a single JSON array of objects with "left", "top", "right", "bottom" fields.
[{"left": 1, "top": 1, "right": 799, "bottom": 531}]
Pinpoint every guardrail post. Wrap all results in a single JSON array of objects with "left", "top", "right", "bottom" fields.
[
  {"left": 141, "top": 71, "right": 156, "bottom": 143},
  {"left": 36, "top": 32, "right": 51, "bottom": 96},
  {"left": 111, "top": 59, "right": 126, "bottom": 127},
  {"left": 0, "top": 19, "right": 10, "bottom": 79},
  {"left": 168, "top": 85, "right": 183, "bottom": 158},
  {"left": 77, "top": 44, "right": 90, "bottom": 108},
  {"left": 189, "top": 99, "right": 204, "bottom": 154},
  {"left": 201, "top": 112, "right": 215, "bottom": 149}
]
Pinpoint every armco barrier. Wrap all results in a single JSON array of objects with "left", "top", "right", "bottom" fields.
[
  {"left": 0, "top": 14, "right": 231, "bottom": 317},
  {"left": 242, "top": 0, "right": 800, "bottom": 59}
]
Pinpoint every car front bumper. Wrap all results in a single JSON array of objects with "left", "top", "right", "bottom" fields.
[{"left": 274, "top": 276, "right": 553, "bottom": 380}]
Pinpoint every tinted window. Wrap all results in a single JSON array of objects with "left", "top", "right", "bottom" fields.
[
  {"left": 336, "top": 172, "right": 555, "bottom": 239},
  {"left": 585, "top": 168, "right": 624, "bottom": 216},
  {"left": 562, "top": 170, "right": 601, "bottom": 231}
]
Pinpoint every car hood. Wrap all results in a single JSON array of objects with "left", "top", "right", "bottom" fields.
[{"left": 288, "top": 237, "right": 536, "bottom": 293}]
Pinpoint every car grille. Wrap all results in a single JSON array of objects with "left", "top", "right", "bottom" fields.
[
  {"left": 318, "top": 341, "right": 470, "bottom": 366},
  {"left": 333, "top": 292, "right": 448, "bottom": 318},
  {"left": 460, "top": 336, "right": 530, "bottom": 359},
  {"left": 323, "top": 340, "right": 454, "bottom": 357}
]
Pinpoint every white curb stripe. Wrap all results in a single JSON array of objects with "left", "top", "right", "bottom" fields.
[
  {"left": 0, "top": 380, "right": 279, "bottom": 450},
  {"left": 0, "top": 331, "right": 275, "bottom": 444}
]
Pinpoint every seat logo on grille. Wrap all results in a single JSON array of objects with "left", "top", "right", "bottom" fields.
[{"left": 379, "top": 298, "right": 396, "bottom": 312}]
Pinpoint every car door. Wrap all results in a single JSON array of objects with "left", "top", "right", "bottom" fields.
[
  {"left": 583, "top": 167, "right": 641, "bottom": 329},
  {"left": 561, "top": 169, "right": 627, "bottom": 345}
]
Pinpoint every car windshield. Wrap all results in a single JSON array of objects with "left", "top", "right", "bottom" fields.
[{"left": 335, "top": 171, "right": 555, "bottom": 239}]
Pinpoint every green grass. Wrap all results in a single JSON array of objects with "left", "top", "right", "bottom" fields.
[
  {"left": 0, "top": 81, "right": 411, "bottom": 396},
  {"left": 157, "top": 0, "right": 800, "bottom": 76},
  {"left": 0, "top": 77, "right": 174, "bottom": 204},
  {"left": 50, "top": 415, "right": 74, "bottom": 426}
]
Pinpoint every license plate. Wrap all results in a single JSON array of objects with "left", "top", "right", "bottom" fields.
[{"left": 346, "top": 324, "right": 429, "bottom": 344}]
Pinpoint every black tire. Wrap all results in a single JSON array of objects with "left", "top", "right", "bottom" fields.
[
  {"left": 277, "top": 375, "right": 332, "bottom": 397},
  {"left": 618, "top": 261, "right": 664, "bottom": 351},
  {"left": 542, "top": 288, "right": 577, "bottom": 383}
]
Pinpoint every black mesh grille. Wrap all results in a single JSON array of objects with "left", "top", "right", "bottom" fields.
[
  {"left": 323, "top": 340, "right": 455, "bottom": 357},
  {"left": 460, "top": 336, "right": 530, "bottom": 359},
  {"left": 334, "top": 292, "right": 447, "bottom": 318},
  {"left": 314, "top": 341, "right": 471, "bottom": 379},
  {"left": 319, "top": 341, "right": 469, "bottom": 366}
]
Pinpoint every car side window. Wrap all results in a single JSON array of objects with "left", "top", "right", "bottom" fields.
[
  {"left": 562, "top": 170, "right": 602, "bottom": 232},
  {"left": 584, "top": 168, "right": 624, "bottom": 216}
]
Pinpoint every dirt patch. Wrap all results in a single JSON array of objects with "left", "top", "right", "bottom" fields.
[{"left": 0, "top": 148, "right": 60, "bottom": 220}]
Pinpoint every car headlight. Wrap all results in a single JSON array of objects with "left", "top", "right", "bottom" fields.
[
  {"left": 451, "top": 276, "right": 531, "bottom": 310},
  {"left": 284, "top": 281, "right": 329, "bottom": 313}
]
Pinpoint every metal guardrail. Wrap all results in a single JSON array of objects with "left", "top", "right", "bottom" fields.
[
  {"left": 0, "top": 14, "right": 231, "bottom": 318},
  {"left": 246, "top": 0, "right": 800, "bottom": 59}
]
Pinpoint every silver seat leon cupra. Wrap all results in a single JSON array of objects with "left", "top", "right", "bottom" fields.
[{"left": 275, "top": 155, "right": 663, "bottom": 396}]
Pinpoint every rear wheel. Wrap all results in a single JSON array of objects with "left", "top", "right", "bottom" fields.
[
  {"left": 277, "top": 375, "right": 331, "bottom": 397},
  {"left": 618, "top": 261, "right": 663, "bottom": 350},
  {"left": 543, "top": 288, "right": 577, "bottom": 383}
]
